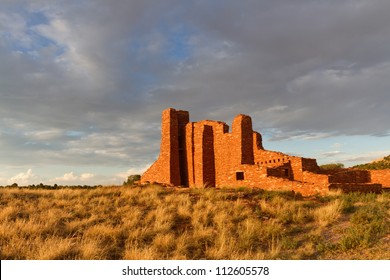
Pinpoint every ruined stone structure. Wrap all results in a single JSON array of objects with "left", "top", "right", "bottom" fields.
[{"left": 141, "top": 108, "right": 386, "bottom": 195}]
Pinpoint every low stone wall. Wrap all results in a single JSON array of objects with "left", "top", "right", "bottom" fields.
[
  {"left": 328, "top": 170, "right": 371, "bottom": 184},
  {"left": 369, "top": 170, "right": 390, "bottom": 188},
  {"left": 328, "top": 183, "right": 382, "bottom": 193}
]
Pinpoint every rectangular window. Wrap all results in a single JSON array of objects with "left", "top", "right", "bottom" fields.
[
  {"left": 284, "top": 169, "right": 289, "bottom": 177},
  {"left": 236, "top": 172, "right": 244, "bottom": 180}
]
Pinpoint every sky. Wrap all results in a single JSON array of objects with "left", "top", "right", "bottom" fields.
[{"left": 0, "top": 0, "right": 389, "bottom": 186}]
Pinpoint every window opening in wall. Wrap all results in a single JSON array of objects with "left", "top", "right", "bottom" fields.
[
  {"left": 236, "top": 171, "right": 244, "bottom": 180},
  {"left": 284, "top": 169, "right": 289, "bottom": 177}
]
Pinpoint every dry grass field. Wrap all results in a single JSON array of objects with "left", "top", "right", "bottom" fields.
[{"left": 0, "top": 185, "right": 389, "bottom": 260}]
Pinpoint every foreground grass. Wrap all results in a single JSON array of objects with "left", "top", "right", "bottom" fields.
[{"left": 0, "top": 185, "right": 389, "bottom": 259}]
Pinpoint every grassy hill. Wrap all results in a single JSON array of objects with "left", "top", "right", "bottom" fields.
[
  {"left": 353, "top": 155, "right": 390, "bottom": 170},
  {"left": 1, "top": 185, "right": 389, "bottom": 260}
]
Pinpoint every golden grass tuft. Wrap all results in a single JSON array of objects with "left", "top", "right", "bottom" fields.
[{"left": 314, "top": 199, "right": 344, "bottom": 227}]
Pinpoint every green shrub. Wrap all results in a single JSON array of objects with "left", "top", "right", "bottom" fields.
[
  {"left": 123, "top": 175, "right": 141, "bottom": 186},
  {"left": 319, "top": 163, "right": 344, "bottom": 170}
]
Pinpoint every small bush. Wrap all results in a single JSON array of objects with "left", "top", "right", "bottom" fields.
[
  {"left": 319, "top": 163, "right": 344, "bottom": 170},
  {"left": 123, "top": 174, "right": 141, "bottom": 186}
]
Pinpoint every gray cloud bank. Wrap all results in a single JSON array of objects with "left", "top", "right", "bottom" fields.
[{"left": 1, "top": 0, "right": 389, "bottom": 175}]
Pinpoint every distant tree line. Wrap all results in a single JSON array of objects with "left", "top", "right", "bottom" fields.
[
  {"left": 0, "top": 183, "right": 102, "bottom": 189},
  {"left": 319, "top": 163, "right": 345, "bottom": 170}
]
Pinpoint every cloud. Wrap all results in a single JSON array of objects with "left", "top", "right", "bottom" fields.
[
  {"left": 316, "top": 149, "right": 390, "bottom": 167},
  {"left": 321, "top": 151, "right": 344, "bottom": 158},
  {"left": 331, "top": 143, "right": 343, "bottom": 149},
  {"left": 8, "top": 169, "right": 40, "bottom": 185},
  {"left": 51, "top": 172, "right": 95, "bottom": 184},
  {"left": 25, "top": 129, "right": 63, "bottom": 141}
]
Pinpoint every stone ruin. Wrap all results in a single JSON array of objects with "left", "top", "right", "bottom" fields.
[{"left": 141, "top": 108, "right": 390, "bottom": 195}]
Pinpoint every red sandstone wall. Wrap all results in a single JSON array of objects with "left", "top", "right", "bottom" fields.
[
  {"left": 302, "top": 158, "right": 320, "bottom": 173},
  {"left": 195, "top": 124, "right": 216, "bottom": 187},
  {"left": 141, "top": 108, "right": 183, "bottom": 185},
  {"left": 370, "top": 170, "right": 390, "bottom": 188},
  {"left": 302, "top": 172, "right": 329, "bottom": 193},
  {"left": 329, "top": 170, "right": 371, "bottom": 184},
  {"left": 329, "top": 183, "right": 382, "bottom": 194},
  {"left": 232, "top": 115, "right": 254, "bottom": 165},
  {"left": 266, "top": 163, "right": 292, "bottom": 179},
  {"left": 210, "top": 122, "right": 231, "bottom": 188},
  {"left": 186, "top": 120, "right": 230, "bottom": 187}
]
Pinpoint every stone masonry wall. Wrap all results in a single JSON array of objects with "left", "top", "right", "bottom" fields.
[
  {"left": 329, "top": 183, "right": 382, "bottom": 194},
  {"left": 369, "top": 170, "right": 390, "bottom": 188},
  {"left": 141, "top": 108, "right": 187, "bottom": 185},
  {"left": 328, "top": 170, "right": 371, "bottom": 184}
]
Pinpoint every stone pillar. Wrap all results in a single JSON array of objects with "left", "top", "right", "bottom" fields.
[
  {"left": 141, "top": 108, "right": 188, "bottom": 186},
  {"left": 232, "top": 114, "right": 254, "bottom": 165},
  {"left": 162, "top": 108, "right": 181, "bottom": 185}
]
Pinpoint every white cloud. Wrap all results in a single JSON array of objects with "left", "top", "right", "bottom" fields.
[
  {"left": 317, "top": 149, "right": 390, "bottom": 167},
  {"left": 80, "top": 173, "right": 94, "bottom": 180},
  {"left": 321, "top": 151, "right": 343, "bottom": 158},
  {"left": 56, "top": 172, "right": 77, "bottom": 182},
  {"left": 52, "top": 171, "right": 96, "bottom": 184},
  {"left": 7, "top": 169, "right": 40, "bottom": 185},
  {"left": 331, "top": 143, "right": 343, "bottom": 148},
  {"left": 25, "top": 129, "right": 63, "bottom": 140}
]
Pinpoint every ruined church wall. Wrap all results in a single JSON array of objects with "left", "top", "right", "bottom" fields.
[
  {"left": 212, "top": 122, "right": 231, "bottom": 188},
  {"left": 301, "top": 158, "right": 320, "bottom": 173},
  {"left": 289, "top": 157, "right": 304, "bottom": 182},
  {"left": 329, "top": 183, "right": 382, "bottom": 193},
  {"left": 185, "top": 120, "right": 231, "bottom": 187},
  {"left": 302, "top": 172, "right": 329, "bottom": 192},
  {"left": 231, "top": 115, "right": 254, "bottom": 165},
  {"left": 266, "top": 163, "right": 293, "bottom": 179},
  {"left": 369, "top": 170, "right": 390, "bottom": 188},
  {"left": 253, "top": 150, "right": 288, "bottom": 167},
  {"left": 328, "top": 170, "right": 371, "bottom": 184},
  {"left": 141, "top": 108, "right": 180, "bottom": 185},
  {"left": 192, "top": 122, "right": 217, "bottom": 187},
  {"left": 216, "top": 164, "right": 327, "bottom": 195}
]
